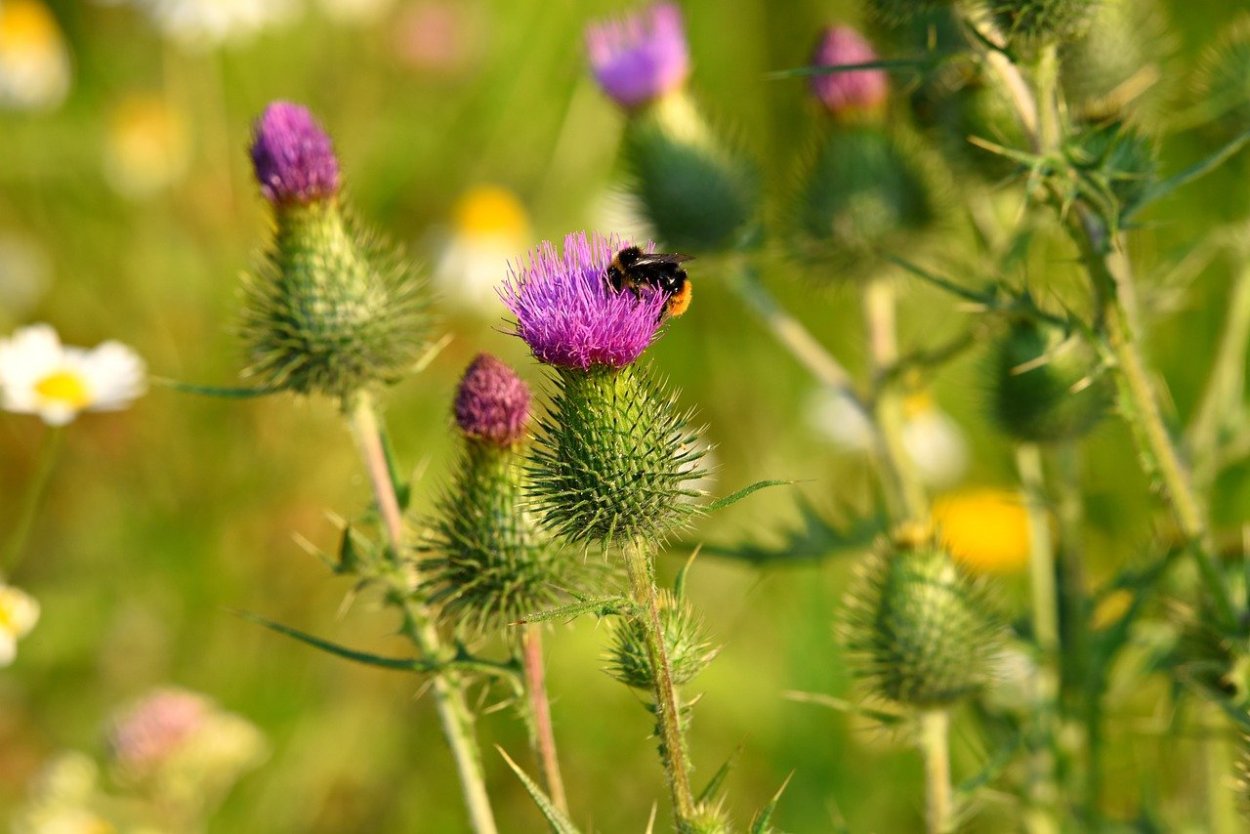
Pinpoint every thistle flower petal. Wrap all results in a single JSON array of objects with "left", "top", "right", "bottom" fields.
[
  {"left": 586, "top": 2, "right": 690, "bottom": 109},
  {"left": 809, "top": 26, "right": 889, "bottom": 118},
  {"left": 453, "top": 353, "right": 531, "bottom": 446},
  {"left": 500, "top": 231, "right": 666, "bottom": 370},
  {"left": 249, "top": 101, "right": 340, "bottom": 206}
]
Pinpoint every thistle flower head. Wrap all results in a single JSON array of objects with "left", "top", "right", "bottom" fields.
[
  {"left": 500, "top": 232, "right": 666, "bottom": 371},
  {"left": 586, "top": 2, "right": 690, "bottom": 110},
  {"left": 607, "top": 589, "right": 716, "bottom": 690},
  {"left": 991, "top": 0, "right": 1099, "bottom": 52},
  {"left": 250, "top": 101, "right": 340, "bottom": 206},
  {"left": 809, "top": 26, "right": 889, "bottom": 119},
  {"left": 453, "top": 353, "right": 531, "bottom": 446}
]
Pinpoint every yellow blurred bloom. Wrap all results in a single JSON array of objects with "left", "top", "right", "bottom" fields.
[
  {"left": 0, "top": 582, "right": 40, "bottom": 666},
  {"left": 1091, "top": 589, "right": 1132, "bottom": 630},
  {"left": 102, "top": 94, "right": 191, "bottom": 199},
  {"left": 933, "top": 489, "right": 1032, "bottom": 575},
  {"left": 0, "top": 324, "right": 146, "bottom": 425},
  {"left": 0, "top": 0, "right": 70, "bottom": 111},
  {"left": 432, "top": 184, "right": 530, "bottom": 312}
]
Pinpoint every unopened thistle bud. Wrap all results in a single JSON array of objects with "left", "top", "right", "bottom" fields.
[
  {"left": 792, "top": 125, "right": 938, "bottom": 278},
  {"left": 842, "top": 538, "right": 1003, "bottom": 707},
  {"left": 586, "top": 4, "right": 757, "bottom": 252},
  {"left": 991, "top": 0, "right": 1100, "bottom": 53},
  {"left": 809, "top": 26, "right": 889, "bottom": 122},
  {"left": 423, "top": 355, "right": 578, "bottom": 632},
  {"left": 1197, "top": 16, "right": 1250, "bottom": 135},
  {"left": 500, "top": 232, "right": 707, "bottom": 546},
  {"left": 678, "top": 802, "right": 733, "bottom": 834},
  {"left": 988, "top": 316, "right": 1111, "bottom": 444},
  {"left": 607, "top": 590, "right": 716, "bottom": 690},
  {"left": 241, "top": 101, "right": 427, "bottom": 401}
]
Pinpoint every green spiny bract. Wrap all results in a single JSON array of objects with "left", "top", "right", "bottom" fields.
[
  {"left": 792, "top": 126, "right": 938, "bottom": 279},
  {"left": 1060, "top": 0, "right": 1174, "bottom": 124},
  {"left": 989, "top": 0, "right": 1100, "bottom": 52},
  {"left": 529, "top": 364, "right": 706, "bottom": 547},
  {"left": 606, "top": 590, "right": 716, "bottom": 690},
  {"left": 1067, "top": 121, "right": 1159, "bottom": 219},
  {"left": 421, "top": 443, "right": 578, "bottom": 635},
  {"left": 623, "top": 96, "right": 758, "bottom": 253},
  {"left": 842, "top": 541, "right": 1003, "bottom": 708},
  {"left": 864, "top": 0, "right": 958, "bottom": 24},
  {"left": 988, "top": 316, "right": 1112, "bottom": 444},
  {"left": 241, "top": 202, "right": 427, "bottom": 401},
  {"left": 677, "top": 801, "right": 733, "bottom": 834}
]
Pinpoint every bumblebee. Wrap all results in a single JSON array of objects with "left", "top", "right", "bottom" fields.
[{"left": 605, "top": 246, "right": 693, "bottom": 318}]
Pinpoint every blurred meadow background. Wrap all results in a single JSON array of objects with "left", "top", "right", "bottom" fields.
[{"left": 1, "top": 0, "right": 1248, "bottom": 831}]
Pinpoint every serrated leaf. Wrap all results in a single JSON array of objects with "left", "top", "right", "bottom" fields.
[
  {"left": 378, "top": 425, "right": 411, "bottom": 511},
  {"left": 696, "top": 747, "right": 739, "bottom": 804},
  {"left": 673, "top": 546, "right": 701, "bottom": 601},
  {"left": 783, "top": 690, "right": 907, "bottom": 727},
  {"left": 699, "top": 498, "right": 883, "bottom": 566},
  {"left": 237, "top": 610, "right": 436, "bottom": 672},
  {"left": 514, "top": 596, "right": 631, "bottom": 625},
  {"left": 156, "top": 378, "right": 282, "bottom": 399},
  {"left": 497, "top": 746, "right": 584, "bottom": 834},
  {"left": 749, "top": 772, "right": 794, "bottom": 834},
  {"left": 336, "top": 525, "right": 361, "bottom": 575},
  {"left": 1125, "top": 127, "right": 1250, "bottom": 222},
  {"left": 705, "top": 479, "right": 796, "bottom": 513}
]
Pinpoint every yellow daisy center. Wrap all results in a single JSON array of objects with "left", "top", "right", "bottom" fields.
[
  {"left": 34, "top": 369, "right": 91, "bottom": 409},
  {"left": 452, "top": 185, "right": 528, "bottom": 238},
  {"left": 0, "top": 0, "right": 61, "bottom": 52},
  {"left": 901, "top": 390, "right": 935, "bottom": 419},
  {"left": 933, "top": 489, "right": 1032, "bottom": 575}
]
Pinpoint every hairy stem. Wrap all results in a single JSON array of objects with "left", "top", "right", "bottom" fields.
[
  {"left": 622, "top": 538, "right": 695, "bottom": 824},
  {"left": 3, "top": 426, "right": 63, "bottom": 575},
  {"left": 1017, "top": 443, "right": 1060, "bottom": 834},
  {"left": 864, "top": 277, "right": 929, "bottom": 525},
  {"left": 920, "top": 709, "right": 954, "bottom": 834},
  {"left": 520, "top": 624, "right": 569, "bottom": 815},
  {"left": 347, "top": 392, "right": 498, "bottom": 834}
]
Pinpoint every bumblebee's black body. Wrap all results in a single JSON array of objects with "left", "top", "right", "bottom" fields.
[{"left": 605, "top": 246, "right": 694, "bottom": 317}]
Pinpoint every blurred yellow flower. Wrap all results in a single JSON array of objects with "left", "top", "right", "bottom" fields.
[
  {"left": 0, "top": 324, "right": 146, "bottom": 425},
  {"left": 102, "top": 94, "right": 191, "bottom": 199},
  {"left": 0, "top": 582, "right": 40, "bottom": 666},
  {"left": 1091, "top": 589, "right": 1133, "bottom": 630},
  {"left": 0, "top": 0, "right": 70, "bottom": 112},
  {"left": 933, "top": 488, "right": 1032, "bottom": 575},
  {"left": 431, "top": 184, "right": 530, "bottom": 313}
]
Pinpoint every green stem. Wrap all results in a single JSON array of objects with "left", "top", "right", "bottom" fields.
[
  {"left": 864, "top": 277, "right": 929, "bottom": 525},
  {"left": 520, "top": 624, "right": 569, "bottom": 816},
  {"left": 920, "top": 709, "right": 954, "bottom": 834},
  {"left": 347, "top": 393, "right": 498, "bottom": 834},
  {"left": 1016, "top": 443, "right": 1060, "bottom": 834},
  {"left": 3, "top": 426, "right": 64, "bottom": 575},
  {"left": 621, "top": 538, "right": 695, "bottom": 825}
]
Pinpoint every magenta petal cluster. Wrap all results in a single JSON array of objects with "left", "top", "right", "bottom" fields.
[
  {"left": 250, "top": 101, "right": 341, "bottom": 205},
  {"left": 454, "top": 353, "right": 531, "bottom": 445},
  {"left": 107, "top": 689, "right": 209, "bottom": 772},
  {"left": 500, "top": 232, "right": 667, "bottom": 371},
  {"left": 809, "top": 26, "right": 889, "bottom": 117},
  {"left": 586, "top": 2, "right": 690, "bottom": 109}
]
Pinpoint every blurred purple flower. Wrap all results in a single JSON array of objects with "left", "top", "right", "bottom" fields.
[
  {"left": 586, "top": 2, "right": 690, "bottom": 109},
  {"left": 454, "top": 353, "right": 531, "bottom": 445},
  {"left": 107, "top": 688, "right": 209, "bottom": 773},
  {"left": 500, "top": 232, "right": 666, "bottom": 370},
  {"left": 809, "top": 26, "right": 888, "bottom": 118},
  {"left": 249, "top": 101, "right": 340, "bottom": 205}
]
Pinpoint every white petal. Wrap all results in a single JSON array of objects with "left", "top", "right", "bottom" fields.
[
  {"left": 0, "top": 584, "right": 41, "bottom": 636},
  {"left": 79, "top": 340, "right": 147, "bottom": 411},
  {"left": 903, "top": 411, "right": 969, "bottom": 488},
  {"left": 806, "top": 388, "right": 874, "bottom": 452},
  {"left": 0, "top": 323, "right": 64, "bottom": 397},
  {"left": 0, "top": 633, "right": 15, "bottom": 667}
]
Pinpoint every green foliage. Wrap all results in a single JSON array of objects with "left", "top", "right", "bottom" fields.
[
  {"left": 864, "top": 0, "right": 959, "bottom": 24},
  {"left": 988, "top": 315, "right": 1112, "bottom": 444},
  {"left": 421, "top": 441, "right": 588, "bottom": 634},
  {"left": 678, "top": 801, "right": 734, "bottom": 834},
  {"left": 529, "top": 364, "right": 705, "bottom": 547},
  {"left": 1060, "top": 0, "right": 1175, "bottom": 123},
  {"left": 241, "top": 202, "right": 428, "bottom": 401},
  {"left": 497, "top": 747, "right": 585, "bottom": 834},
  {"left": 606, "top": 589, "right": 717, "bottom": 690},
  {"left": 841, "top": 541, "right": 1004, "bottom": 708},
  {"left": 1197, "top": 15, "right": 1250, "bottom": 132},
  {"left": 989, "top": 0, "right": 1101, "bottom": 52},
  {"left": 1067, "top": 121, "right": 1159, "bottom": 220}
]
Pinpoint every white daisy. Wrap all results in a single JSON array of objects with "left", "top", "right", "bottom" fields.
[
  {"left": 0, "top": 0, "right": 71, "bottom": 112},
  {"left": 115, "top": 0, "right": 297, "bottom": 49},
  {"left": 0, "top": 324, "right": 146, "bottom": 425},
  {"left": 429, "top": 185, "right": 530, "bottom": 314},
  {"left": 0, "top": 582, "right": 40, "bottom": 666}
]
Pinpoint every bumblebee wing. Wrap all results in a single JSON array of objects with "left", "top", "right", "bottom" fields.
[{"left": 631, "top": 253, "right": 694, "bottom": 267}]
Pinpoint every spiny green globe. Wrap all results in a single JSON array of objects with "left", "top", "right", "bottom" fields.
[
  {"left": 529, "top": 364, "right": 705, "bottom": 547},
  {"left": 842, "top": 542, "right": 1003, "bottom": 707},
  {"left": 606, "top": 590, "right": 716, "bottom": 690},
  {"left": 991, "top": 0, "right": 1100, "bottom": 52}
]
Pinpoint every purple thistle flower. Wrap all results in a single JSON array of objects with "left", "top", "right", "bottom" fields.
[
  {"left": 500, "top": 232, "right": 667, "bottom": 371},
  {"left": 454, "top": 353, "right": 531, "bottom": 446},
  {"left": 107, "top": 689, "right": 209, "bottom": 773},
  {"left": 250, "top": 101, "right": 341, "bottom": 206},
  {"left": 586, "top": 3, "right": 690, "bottom": 109},
  {"left": 809, "top": 26, "right": 889, "bottom": 118}
]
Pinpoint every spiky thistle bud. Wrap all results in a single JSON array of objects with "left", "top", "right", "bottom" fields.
[
  {"left": 1198, "top": 16, "right": 1250, "bottom": 134},
  {"left": 990, "top": 0, "right": 1100, "bottom": 53},
  {"left": 585, "top": 4, "right": 757, "bottom": 252},
  {"left": 863, "top": 0, "right": 957, "bottom": 24},
  {"left": 678, "top": 802, "right": 733, "bottom": 834},
  {"left": 422, "top": 355, "right": 582, "bottom": 633},
  {"left": 842, "top": 538, "right": 1003, "bottom": 707},
  {"left": 241, "top": 101, "right": 427, "bottom": 401},
  {"left": 791, "top": 125, "right": 939, "bottom": 279},
  {"left": 809, "top": 26, "right": 889, "bottom": 122},
  {"left": 1060, "top": 0, "right": 1174, "bottom": 123},
  {"left": 500, "top": 232, "right": 707, "bottom": 547},
  {"left": 988, "top": 316, "right": 1112, "bottom": 444},
  {"left": 607, "top": 590, "right": 717, "bottom": 689}
]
